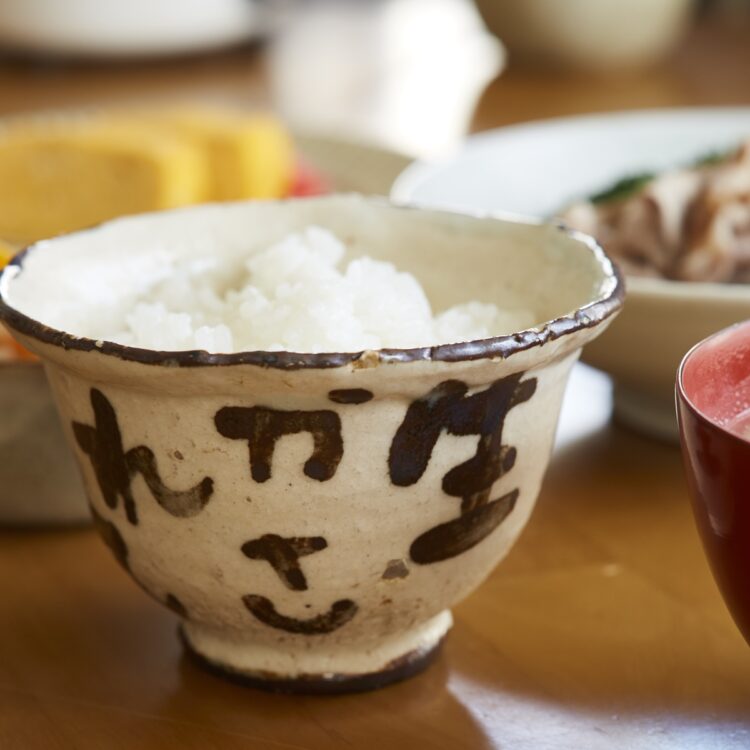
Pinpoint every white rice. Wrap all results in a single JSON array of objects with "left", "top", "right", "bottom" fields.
[{"left": 107, "top": 226, "right": 534, "bottom": 353}]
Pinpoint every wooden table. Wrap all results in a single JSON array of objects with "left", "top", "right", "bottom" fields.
[{"left": 1, "top": 7, "right": 749, "bottom": 749}]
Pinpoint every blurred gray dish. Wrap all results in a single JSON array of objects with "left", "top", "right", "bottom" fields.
[
  {"left": 0, "top": 362, "right": 87, "bottom": 525},
  {"left": 0, "top": 0, "right": 286, "bottom": 59}
]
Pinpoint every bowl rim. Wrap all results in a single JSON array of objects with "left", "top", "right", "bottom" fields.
[
  {"left": 392, "top": 106, "right": 750, "bottom": 197},
  {"left": 0, "top": 197, "right": 625, "bottom": 371},
  {"left": 676, "top": 318, "right": 750, "bottom": 447}
]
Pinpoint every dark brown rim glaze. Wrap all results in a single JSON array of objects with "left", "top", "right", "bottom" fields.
[
  {"left": 0, "top": 208, "right": 624, "bottom": 371},
  {"left": 179, "top": 626, "right": 444, "bottom": 695}
]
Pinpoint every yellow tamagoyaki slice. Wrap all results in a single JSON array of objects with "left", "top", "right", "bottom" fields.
[
  {"left": 0, "top": 120, "right": 208, "bottom": 243},
  {"left": 111, "top": 106, "right": 295, "bottom": 201}
]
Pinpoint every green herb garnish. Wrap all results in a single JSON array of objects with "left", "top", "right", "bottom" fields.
[
  {"left": 691, "top": 148, "right": 733, "bottom": 168},
  {"left": 582, "top": 144, "right": 739, "bottom": 207},
  {"left": 590, "top": 173, "right": 654, "bottom": 205}
]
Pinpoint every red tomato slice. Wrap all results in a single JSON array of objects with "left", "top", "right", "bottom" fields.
[{"left": 289, "top": 159, "right": 330, "bottom": 197}]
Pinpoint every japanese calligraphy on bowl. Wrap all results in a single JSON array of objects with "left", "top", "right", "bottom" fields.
[{"left": 0, "top": 195, "right": 623, "bottom": 692}]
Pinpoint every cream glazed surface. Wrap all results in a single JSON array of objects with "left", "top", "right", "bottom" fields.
[{"left": 0, "top": 196, "right": 623, "bottom": 691}]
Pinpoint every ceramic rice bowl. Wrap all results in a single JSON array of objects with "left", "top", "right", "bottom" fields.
[{"left": 0, "top": 195, "right": 623, "bottom": 692}]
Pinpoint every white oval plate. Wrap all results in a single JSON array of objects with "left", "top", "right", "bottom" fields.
[{"left": 392, "top": 107, "right": 750, "bottom": 216}]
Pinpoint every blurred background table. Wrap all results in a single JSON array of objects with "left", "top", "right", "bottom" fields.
[{"left": 1, "top": 3, "right": 749, "bottom": 749}]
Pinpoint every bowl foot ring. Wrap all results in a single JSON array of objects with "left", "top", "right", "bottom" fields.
[{"left": 179, "top": 625, "right": 445, "bottom": 695}]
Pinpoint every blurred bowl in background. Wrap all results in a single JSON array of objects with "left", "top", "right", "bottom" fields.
[
  {"left": 474, "top": 0, "right": 694, "bottom": 70},
  {"left": 0, "top": 0, "right": 284, "bottom": 59}
]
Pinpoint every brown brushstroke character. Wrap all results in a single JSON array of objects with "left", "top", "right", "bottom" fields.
[
  {"left": 389, "top": 373, "right": 536, "bottom": 564},
  {"left": 243, "top": 595, "right": 358, "bottom": 635},
  {"left": 73, "top": 388, "right": 214, "bottom": 525},
  {"left": 241, "top": 534, "right": 327, "bottom": 591},
  {"left": 127, "top": 445, "right": 214, "bottom": 519},
  {"left": 409, "top": 489, "right": 518, "bottom": 564},
  {"left": 215, "top": 406, "right": 343, "bottom": 483}
]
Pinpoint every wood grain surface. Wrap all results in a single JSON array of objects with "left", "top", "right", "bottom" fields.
[{"left": 1, "top": 7, "right": 749, "bottom": 749}]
